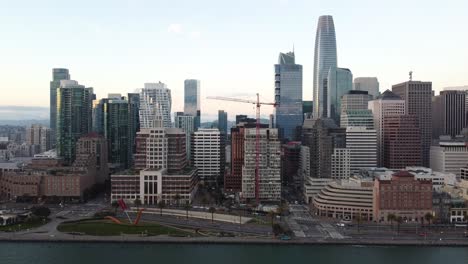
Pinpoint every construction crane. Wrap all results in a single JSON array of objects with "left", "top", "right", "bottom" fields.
[{"left": 207, "top": 93, "right": 277, "bottom": 204}]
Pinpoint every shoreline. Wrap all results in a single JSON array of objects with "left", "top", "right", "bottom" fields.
[{"left": 1, "top": 236, "right": 467, "bottom": 247}]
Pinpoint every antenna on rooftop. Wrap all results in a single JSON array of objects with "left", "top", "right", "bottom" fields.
[{"left": 409, "top": 71, "right": 413, "bottom": 81}]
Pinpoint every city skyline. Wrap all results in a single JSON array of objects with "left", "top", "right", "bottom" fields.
[{"left": 1, "top": 0, "right": 467, "bottom": 120}]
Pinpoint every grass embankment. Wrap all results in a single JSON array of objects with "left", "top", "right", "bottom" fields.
[
  {"left": 57, "top": 219, "right": 195, "bottom": 237},
  {"left": 0, "top": 218, "right": 49, "bottom": 232}
]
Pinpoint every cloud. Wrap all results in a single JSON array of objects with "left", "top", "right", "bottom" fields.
[
  {"left": 190, "top": 31, "right": 201, "bottom": 38},
  {"left": 167, "top": 24, "right": 183, "bottom": 34}
]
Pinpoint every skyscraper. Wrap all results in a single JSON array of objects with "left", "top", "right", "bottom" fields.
[
  {"left": 353, "top": 77, "right": 380, "bottom": 99},
  {"left": 432, "top": 90, "right": 466, "bottom": 139},
  {"left": 50, "top": 68, "right": 70, "bottom": 145},
  {"left": 139, "top": 82, "right": 172, "bottom": 129},
  {"left": 128, "top": 93, "right": 140, "bottom": 160},
  {"left": 368, "top": 90, "right": 406, "bottom": 166},
  {"left": 184, "top": 79, "right": 201, "bottom": 130},
  {"left": 191, "top": 129, "right": 225, "bottom": 186},
  {"left": 346, "top": 126, "right": 377, "bottom": 174},
  {"left": 274, "top": 51, "right": 303, "bottom": 141},
  {"left": 327, "top": 66, "right": 353, "bottom": 125},
  {"left": 218, "top": 110, "right": 228, "bottom": 135},
  {"left": 313, "top": 15, "right": 337, "bottom": 119},
  {"left": 392, "top": 81, "right": 432, "bottom": 167},
  {"left": 174, "top": 112, "right": 195, "bottom": 162},
  {"left": 56, "top": 80, "right": 94, "bottom": 164}
]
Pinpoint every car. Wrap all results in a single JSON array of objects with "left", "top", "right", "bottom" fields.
[
  {"left": 279, "top": 235, "right": 291, "bottom": 241},
  {"left": 336, "top": 223, "right": 345, "bottom": 227}
]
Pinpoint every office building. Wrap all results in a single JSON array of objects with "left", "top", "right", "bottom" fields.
[
  {"left": 373, "top": 171, "right": 432, "bottom": 222},
  {"left": 327, "top": 67, "right": 353, "bottom": 125},
  {"left": 235, "top": 115, "right": 256, "bottom": 125},
  {"left": 313, "top": 15, "right": 337, "bottom": 119},
  {"left": 56, "top": 80, "right": 94, "bottom": 164},
  {"left": 174, "top": 112, "right": 195, "bottom": 162},
  {"left": 128, "top": 93, "right": 140, "bottom": 161},
  {"left": 331, "top": 148, "right": 350, "bottom": 179},
  {"left": 392, "top": 81, "right": 432, "bottom": 167},
  {"left": 184, "top": 79, "right": 201, "bottom": 130},
  {"left": 368, "top": 90, "right": 406, "bottom": 166},
  {"left": 430, "top": 140, "right": 468, "bottom": 177},
  {"left": 242, "top": 128, "right": 281, "bottom": 202},
  {"left": 340, "top": 110, "right": 374, "bottom": 129},
  {"left": 139, "top": 82, "right": 172, "bottom": 129},
  {"left": 383, "top": 115, "right": 422, "bottom": 169},
  {"left": 274, "top": 51, "right": 303, "bottom": 140},
  {"left": 49, "top": 68, "right": 70, "bottom": 145},
  {"left": 281, "top": 142, "right": 301, "bottom": 187},
  {"left": 341, "top": 90, "right": 372, "bottom": 112},
  {"left": 346, "top": 126, "right": 377, "bottom": 174},
  {"left": 353, "top": 77, "right": 379, "bottom": 99},
  {"left": 218, "top": 110, "right": 228, "bottom": 135},
  {"left": 432, "top": 90, "right": 466, "bottom": 139},
  {"left": 74, "top": 133, "right": 109, "bottom": 184},
  {"left": 191, "top": 129, "right": 225, "bottom": 185},
  {"left": 26, "top": 125, "right": 51, "bottom": 154}
]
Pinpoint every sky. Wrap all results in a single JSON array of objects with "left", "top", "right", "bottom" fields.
[{"left": 0, "top": 0, "right": 467, "bottom": 121}]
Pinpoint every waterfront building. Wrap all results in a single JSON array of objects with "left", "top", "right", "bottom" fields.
[
  {"left": 432, "top": 90, "right": 466, "bottom": 139},
  {"left": 346, "top": 126, "right": 377, "bottom": 174},
  {"left": 373, "top": 171, "right": 432, "bottom": 222},
  {"left": 56, "top": 80, "right": 94, "bottom": 164},
  {"left": 274, "top": 51, "right": 303, "bottom": 141},
  {"left": 430, "top": 140, "right": 468, "bottom": 177},
  {"left": 191, "top": 129, "right": 225, "bottom": 186},
  {"left": 218, "top": 110, "right": 228, "bottom": 135},
  {"left": 241, "top": 128, "right": 281, "bottom": 202},
  {"left": 353, "top": 77, "right": 379, "bottom": 99},
  {"left": 139, "top": 82, "right": 172, "bottom": 129},
  {"left": 392, "top": 81, "right": 432, "bottom": 167},
  {"left": 327, "top": 67, "right": 353, "bottom": 125},
  {"left": 383, "top": 115, "right": 422, "bottom": 169},
  {"left": 49, "top": 68, "right": 70, "bottom": 145},
  {"left": 368, "top": 90, "right": 405, "bottom": 166},
  {"left": 313, "top": 15, "right": 337, "bottom": 119},
  {"left": 184, "top": 79, "right": 201, "bottom": 130}
]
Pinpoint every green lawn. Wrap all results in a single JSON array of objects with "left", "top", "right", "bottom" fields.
[
  {"left": 57, "top": 219, "right": 195, "bottom": 237},
  {"left": 0, "top": 218, "right": 49, "bottom": 232}
]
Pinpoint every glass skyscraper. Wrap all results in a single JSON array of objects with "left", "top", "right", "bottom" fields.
[
  {"left": 184, "top": 79, "right": 201, "bottom": 130},
  {"left": 218, "top": 110, "right": 228, "bottom": 135},
  {"left": 56, "top": 80, "right": 94, "bottom": 164},
  {"left": 313, "top": 15, "right": 337, "bottom": 118},
  {"left": 50, "top": 68, "right": 70, "bottom": 145},
  {"left": 274, "top": 51, "right": 303, "bottom": 141},
  {"left": 327, "top": 66, "right": 353, "bottom": 125}
]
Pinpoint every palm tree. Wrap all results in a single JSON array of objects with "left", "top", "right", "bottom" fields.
[
  {"left": 174, "top": 194, "right": 181, "bottom": 207},
  {"left": 111, "top": 200, "right": 119, "bottom": 214},
  {"left": 184, "top": 202, "right": 192, "bottom": 220},
  {"left": 157, "top": 200, "right": 166, "bottom": 216},
  {"left": 133, "top": 198, "right": 142, "bottom": 210},
  {"left": 208, "top": 207, "right": 216, "bottom": 223},
  {"left": 396, "top": 216, "right": 403, "bottom": 235},
  {"left": 424, "top": 212, "right": 434, "bottom": 229},
  {"left": 387, "top": 213, "right": 396, "bottom": 230}
]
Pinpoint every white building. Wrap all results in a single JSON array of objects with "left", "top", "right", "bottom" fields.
[
  {"left": 139, "top": 82, "right": 172, "bottom": 128},
  {"left": 346, "top": 126, "right": 377, "bottom": 174},
  {"left": 353, "top": 77, "right": 380, "bottom": 99},
  {"left": 191, "top": 129, "right": 224, "bottom": 185},
  {"left": 331, "top": 148, "right": 350, "bottom": 179},
  {"left": 430, "top": 141, "right": 468, "bottom": 178},
  {"left": 241, "top": 128, "right": 281, "bottom": 202},
  {"left": 368, "top": 90, "right": 405, "bottom": 166}
]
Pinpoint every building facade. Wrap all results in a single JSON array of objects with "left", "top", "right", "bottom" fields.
[
  {"left": 139, "top": 82, "right": 172, "bottom": 129},
  {"left": 26, "top": 124, "right": 51, "bottom": 154},
  {"left": 327, "top": 67, "right": 353, "bottom": 125},
  {"left": 184, "top": 79, "right": 201, "bottom": 130},
  {"left": 430, "top": 141, "right": 468, "bottom": 177},
  {"left": 353, "top": 77, "right": 379, "bottom": 99},
  {"left": 432, "top": 90, "right": 466, "bottom": 139},
  {"left": 191, "top": 129, "right": 225, "bottom": 185},
  {"left": 49, "top": 68, "right": 70, "bottom": 145},
  {"left": 346, "top": 126, "right": 377, "bottom": 174},
  {"left": 218, "top": 110, "right": 228, "bottom": 135},
  {"left": 340, "top": 109, "right": 374, "bottom": 129},
  {"left": 174, "top": 112, "right": 195, "bottom": 162}
]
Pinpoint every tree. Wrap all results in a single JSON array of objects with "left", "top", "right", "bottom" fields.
[
  {"left": 111, "top": 200, "right": 119, "bottom": 214},
  {"left": 184, "top": 202, "right": 192, "bottom": 220},
  {"left": 424, "top": 212, "right": 434, "bottom": 229},
  {"left": 134, "top": 198, "right": 142, "bottom": 210},
  {"left": 268, "top": 211, "right": 276, "bottom": 228},
  {"left": 396, "top": 216, "right": 403, "bottom": 235},
  {"left": 174, "top": 194, "right": 181, "bottom": 207},
  {"left": 157, "top": 200, "right": 166, "bottom": 216},
  {"left": 31, "top": 206, "right": 51, "bottom": 219},
  {"left": 387, "top": 213, "right": 397, "bottom": 230},
  {"left": 208, "top": 207, "right": 216, "bottom": 223}
]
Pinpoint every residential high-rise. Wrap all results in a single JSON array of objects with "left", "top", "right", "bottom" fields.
[
  {"left": 56, "top": 80, "right": 94, "bottom": 164},
  {"left": 368, "top": 90, "right": 406, "bottom": 166},
  {"left": 242, "top": 128, "right": 281, "bottom": 202},
  {"left": 346, "top": 126, "right": 377, "bottom": 174},
  {"left": 353, "top": 77, "right": 380, "bottom": 99},
  {"left": 184, "top": 79, "right": 201, "bottom": 130},
  {"left": 26, "top": 124, "right": 51, "bottom": 154},
  {"left": 392, "top": 81, "right": 432, "bottom": 167},
  {"left": 327, "top": 67, "right": 353, "bottom": 125},
  {"left": 174, "top": 112, "right": 195, "bottom": 162},
  {"left": 313, "top": 15, "right": 337, "bottom": 119},
  {"left": 49, "top": 68, "right": 70, "bottom": 145},
  {"left": 383, "top": 115, "right": 422, "bottom": 169},
  {"left": 274, "top": 51, "right": 303, "bottom": 141},
  {"left": 191, "top": 129, "right": 225, "bottom": 186},
  {"left": 218, "top": 110, "right": 228, "bottom": 135},
  {"left": 139, "top": 82, "right": 172, "bottom": 129},
  {"left": 432, "top": 90, "right": 466, "bottom": 139}
]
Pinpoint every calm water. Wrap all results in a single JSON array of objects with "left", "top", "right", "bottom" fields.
[{"left": 0, "top": 242, "right": 467, "bottom": 264}]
